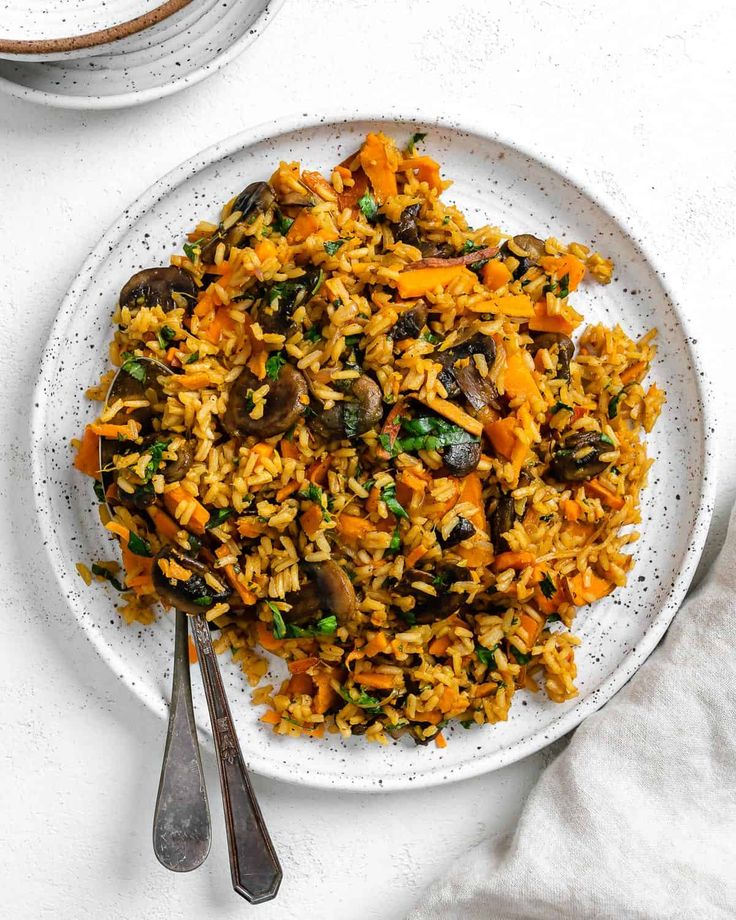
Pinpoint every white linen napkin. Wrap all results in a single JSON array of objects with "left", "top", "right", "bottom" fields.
[{"left": 410, "top": 504, "right": 736, "bottom": 920}]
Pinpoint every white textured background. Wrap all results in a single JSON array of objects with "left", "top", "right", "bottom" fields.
[{"left": 1, "top": 1, "right": 735, "bottom": 918}]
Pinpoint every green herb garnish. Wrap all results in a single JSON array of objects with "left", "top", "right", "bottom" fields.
[
  {"left": 381, "top": 485, "right": 408, "bottom": 519},
  {"left": 194, "top": 595, "right": 213, "bottom": 608},
  {"left": 298, "top": 482, "right": 324, "bottom": 504},
  {"left": 156, "top": 326, "right": 176, "bottom": 351},
  {"left": 272, "top": 210, "right": 294, "bottom": 235},
  {"left": 608, "top": 391, "right": 624, "bottom": 419},
  {"left": 551, "top": 402, "right": 573, "bottom": 415},
  {"left": 510, "top": 647, "right": 532, "bottom": 665},
  {"left": 344, "top": 334, "right": 362, "bottom": 348},
  {"left": 91, "top": 563, "right": 124, "bottom": 592},
  {"left": 407, "top": 131, "right": 427, "bottom": 154},
  {"left": 338, "top": 686, "right": 382, "bottom": 713},
  {"left": 600, "top": 433, "right": 615, "bottom": 446},
  {"left": 93, "top": 480, "right": 106, "bottom": 503},
  {"left": 324, "top": 239, "right": 349, "bottom": 256},
  {"left": 287, "top": 615, "right": 338, "bottom": 638},
  {"left": 265, "top": 351, "right": 286, "bottom": 381},
  {"left": 206, "top": 507, "right": 233, "bottom": 529},
  {"left": 187, "top": 534, "right": 201, "bottom": 555},
  {"left": 143, "top": 439, "right": 170, "bottom": 482},
  {"left": 120, "top": 355, "right": 146, "bottom": 383},
  {"left": 268, "top": 601, "right": 287, "bottom": 639},
  {"left": 185, "top": 351, "right": 199, "bottom": 365},
  {"left": 546, "top": 613, "right": 562, "bottom": 623},
  {"left": 342, "top": 402, "right": 361, "bottom": 439},
  {"left": 358, "top": 191, "right": 378, "bottom": 222},
  {"left": 183, "top": 239, "right": 205, "bottom": 261},
  {"left": 476, "top": 644, "right": 497, "bottom": 666},
  {"left": 558, "top": 273, "right": 570, "bottom": 299},
  {"left": 304, "top": 327, "right": 322, "bottom": 343},
  {"left": 126, "top": 531, "right": 152, "bottom": 557},
  {"left": 388, "top": 527, "right": 401, "bottom": 553},
  {"left": 539, "top": 572, "right": 556, "bottom": 599}
]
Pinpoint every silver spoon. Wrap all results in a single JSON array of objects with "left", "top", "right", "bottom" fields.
[
  {"left": 101, "top": 357, "right": 211, "bottom": 872},
  {"left": 103, "top": 356, "right": 282, "bottom": 902}
]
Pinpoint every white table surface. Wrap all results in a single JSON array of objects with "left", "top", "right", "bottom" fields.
[{"left": 1, "top": 2, "right": 734, "bottom": 917}]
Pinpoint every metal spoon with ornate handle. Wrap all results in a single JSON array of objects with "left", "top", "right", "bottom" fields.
[
  {"left": 101, "top": 357, "right": 211, "bottom": 872},
  {"left": 102, "top": 357, "right": 282, "bottom": 901}
]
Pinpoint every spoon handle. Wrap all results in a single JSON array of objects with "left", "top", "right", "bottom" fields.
[
  {"left": 153, "top": 610, "right": 211, "bottom": 871},
  {"left": 189, "top": 612, "right": 282, "bottom": 904}
]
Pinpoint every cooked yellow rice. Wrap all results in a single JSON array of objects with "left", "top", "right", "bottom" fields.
[{"left": 73, "top": 131, "right": 664, "bottom": 747}]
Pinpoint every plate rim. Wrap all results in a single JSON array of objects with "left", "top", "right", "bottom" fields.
[
  {"left": 31, "top": 110, "right": 717, "bottom": 791},
  {"left": 0, "top": 0, "right": 284, "bottom": 110}
]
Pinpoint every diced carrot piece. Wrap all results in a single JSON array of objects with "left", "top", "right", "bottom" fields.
[
  {"left": 336, "top": 167, "right": 369, "bottom": 211},
  {"left": 247, "top": 350, "right": 267, "bottom": 379},
  {"left": 485, "top": 416, "right": 517, "bottom": 459},
  {"left": 620, "top": 361, "right": 647, "bottom": 385},
  {"left": 252, "top": 442, "right": 274, "bottom": 458},
  {"left": 413, "top": 710, "right": 442, "bottom": 724},
  {"left": 275, "top": 481, "right": 300, "bottom": 503},
  {"left": 288, "top": 657, "right": 319, "bottom": 674},
  {"left": 519, "top": 612, "right": 542, "bottom": 647},
  {"left": 237, "top": 519, "right": 262, "bottom": 539},
  {"left": 560, "top": 499, "right": 581, "bottom": 522},
  {"left": 300, "top": 504, "right": 323, "bottom": 540},
  {"left": 335, "top": 514, "right": 372, "bottom": 545},
  {"left": 539, "top": 254, "right": 586, "bottom": 291},
  {"left": 307, "top": 455, "right": 331, "bottom": 485},
  {"left": 502, "top": 352, "right": 539, "bottom": 401},
  {"left": 177, "top": 373, "right": 211, "bottom": 390},
  {"left": 287, "top": 209, "right": 320, "bottom": 244},
  {"left": 279, "top": 438, "right": 300, "bottom": 460},
  {"left": 260, "top": 710, "right": 282, "bottom": 725},
  {"left": 255, "top": 620, "right": 285, "bottom": 652},
  {"left": 88, "top": 422, "right": 136, "bottom": 439},
  {"left": 527, "top": 313, "right": 576, "bottom": 335},
  {"left": 585, "top": 479, "right": 625, "bottom": 510},
  {"left": 73, "top": 425, "right": 101, "bottom": 479},
  {"left": 405, "top": 545, "right": 427, "bottom": 568},
  {"left": 312, "top": 670, "right": 338, "bottom": 714},
  {"left": 363, "top": 632, "right": 389, "bottom": 657},
  {"left": 353, "top": 671, "right": 396, "bottom": 690},
  {"left": 165, "top": 347, "right": 181, "bottom": 368},
  {"left": 215, "top": 546, "right": 257, "bottom": 606},
  {"left": 428, "top": 635, "right": 451, "bottom": 657},
  {"left": 435, "top": 732, "right": 447, "bottom": 748},
  {"left": 481, "top": 260, "right": 513, "bottom": 290},
  {"left": 205, "top": 306, "right": 236, "bottom": 344},
  {"left": 359, "top": 132, "right": 400, "bottom": 202},
  {"left": 147, "top": 506, "right": 180, "bottom": 542},
  {"left": 398, "top": 155, "right": 442, "bottom": 192},
  {"left": 472, "top": 683, "right": 498, "bottom": 699},
  {"left": 494, "top": 551, "right": 535, "bottom": 572},
  {"left": 254, "top": 238, "right": 277, "bottom": 261},
  {"left": 365, "top": 486, "right": 380, "bottom": 514},
  {"left": 396, "top": 264, "right": 471, "bottom": 298},
  {"left": 163, "top": 486, "right": 210, "bottom": 534},
  {"left": 568, "top": 572, "right": 612, "bottom": 605},
  {"left": 288, "top": 673, "right": 314, "bottom": 695}
]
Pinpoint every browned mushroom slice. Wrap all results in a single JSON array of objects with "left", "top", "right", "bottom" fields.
[
  {"left": 499, "top": 234, "right": 546, "bottom": 280},
  {"left": 441, "top": 440, "right": 481, "bottom": 477},
  {"left": 284, "top": 561, "right": 357, "bottom": 625},
  {"left": 200, "top": 182, "right": 277, "bottom": 262},
  {"left": 392, "top": 301, "right": 428, "bottom": 341},
  {"left": 311, "top": 374, "right": 383, "bottom": 439},
  {"left": 528, "top": 332, "right": 574, "bottom": 381},
  {"left": 551, "top": 431, "right": 613, "bottom": 481},
  {"left": 119, "top": 267, "right": 198, "bottom": 314},
  {"left": 152, "top": 547, "right": 231, "bottom": 616},
  {"left": 489, "top": 490, "right": 516, "bottom": 553},
  {"left": 395, "top": 568, "right": 466, "bottom": 623},
  {"left": 162, "top": 440, "right": 195, "bottom": 483},
  {"left": 222, "top": 364, "right": 307, "bottom": 439}
]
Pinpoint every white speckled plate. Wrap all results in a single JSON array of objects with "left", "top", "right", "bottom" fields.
[
  {"left": 32, "top": 115, "right": 715, "bottom": 791},
  {"left": 0, "top": 0, "right": 282, "bottom": 109}
]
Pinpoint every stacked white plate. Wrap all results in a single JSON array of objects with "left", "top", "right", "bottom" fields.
[{"left": 0, "top": 0, "right": 283, "bottom": 108}]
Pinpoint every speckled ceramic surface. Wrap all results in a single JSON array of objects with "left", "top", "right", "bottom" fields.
[
  {"left": 0, "top": 0, "right": 282, "bottom": 107},
  {"left": 31, "top": 115, "right": 714, "bottom": 792}
]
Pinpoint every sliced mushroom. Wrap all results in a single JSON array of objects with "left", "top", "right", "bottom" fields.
[
  {"left": 441, "top": 440, "right": 481, "bottom": 477},
  {"left": 438, "top": 516, "right": 475, "bottom": 548},
  {"left": 311, "top": 374, "right": 383, "bottom": 439},
  {"left": 152, "top": 547, "right": 231, "bottom": 616},
  {"left": 452, "top": 363, "right": 501, "bottom": 412},
  {"left": 395, "top": 567, "right": 465, "bottom": 623},
  {"left": 105, "top": 355, "right": 171, "bottom": 430},
  {"left": 528, "top": 333, "right": 574, "bottom": 381},
  {"left": 255, "top": 265, "right": 324, "bottom": 335},
  {"left": 162, "top": 440, "right": 195, "bottom": 483},
  {"left": 392, "top": 204, "right": 454, "bottom": 259},
  {"left": 500, "top": 234, "right": 546, "bottom": 280},
  {"left": 119, "top": 267, "right": 198, "bottom": 315},
  {"left": 277, "top": 190, "right": 314, "bottom": 210},
  {"left": 222, "top": 364, "right": 307, "bottom": 439},
  {"left": 392, "top": 301, "right": 428, "bottom": 341},
  {"left": 489, "top": 491, "right": 515, "bottom": 553},
  {"left": 436, "top": 333, "right": 496, "bottom": 402},
  {"left": 550, "top": 431, "right": 613, "bottom": 481},
  {"left": 284, "top": 561, "right": 357, "bottom": 625},
  {"left": 200, "top": 182, "right": 276, "bottom": 262}
]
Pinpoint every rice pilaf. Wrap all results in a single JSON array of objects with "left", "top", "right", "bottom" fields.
[{"left": 73, "top": 131, "right": 664, "bottom": 747}]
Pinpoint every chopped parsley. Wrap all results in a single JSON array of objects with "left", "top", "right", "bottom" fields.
[
  {"left": 421, "top": 331, "right": 441, "bottom": 345},
  {"left": 304, "top": 326, "right": 322, "bottom": 342},
  {"left": 539, "top": 572, "right": 556, "bottom": 599},
  {"left": 510, "top": 647, "right": 532, "bottom": 665},
  {"left": 407, "top": 131, "right": 427, "bottom": 154},
  {"left": 324, "top": 238, "right": 349, "bottom": 256},
  {"left": 286, "top": 615, "right": 338, "bottom": 638},
  {"left": 183, "top": 238, "right": 205, "bottom": 261},
  {"left": 187, "top": 534, "right": 201, "bottom": 555},
  {"left": 386, "top": 415, "right": 478, "bottom": 457},
  {"left": 380, "top": 485, "right": 408, "bottom": 519},
  {"left": 388, "top": 527, "right": 401, "bottom": 553},
  {"left": 344, "top": 333, "right": 362, "bottom": 348},
  {"left": 298, "top": 482, "right": 324, "bottom": 504},
  {"left": 194, "top": 595, "right": 213, "bottom": 607},
  {"left": 91, "top": 563, "right": 124, "bottom": 592},
  {"left": 461, "top": 240, "right": 485, "bottom": 255},
  {"left": 143, "top": 439, "right": 169, "bottom": 482},
  {"left": 272, "top": 210, "right": 294, "bottom": 236},
  {"left": 358, "top": 191, "right": 379, "bottom": 222},
  {"left": 338, "top": 686, "right": 382, "bottom": 713},
  {"left": 206, "top": 507, "right": 234, "bottom": 529},
  {"left": 546, "top": 613, "right": 563, "bottom": 624},
  {"left": 185, "top": 351, "right": 199, "bottom": 365},
  {"left": 342, "top": 402, "right": 361, "bottom": 439},
  {"left": 551, "top": 401, "right": 573, "bottom": 415},
  {"left": 268, "top": 601, "right": 287, "bottom": 639},
  {"left": 608, "top": 391, "right": 624, "bottom": 419},
  {"left": 600, "top": 433, "right": 615, "bottom": 446},
  {"left": 243, "top": 391, "right": 255, "bottom": 413},
  {"left": 156, "top": 325, "right": 176, "bottom": 351},
  {"left": 476, "top": 643, "right": 498, "bottom": 666},
  {"left": 460, "top": 719, "right": 474, "bottom": 729},
  {"left": 558, "top": 273, "right": 570, "bottom": 299},
  {"left": 265, "top": 351, "right": 286, "bottom": 380},
  {"left": 120, "top": 354, "right": 146, "bottom": 383},
  {"left": 126, "top": 531, "right": 152, "bottom": 557}
]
